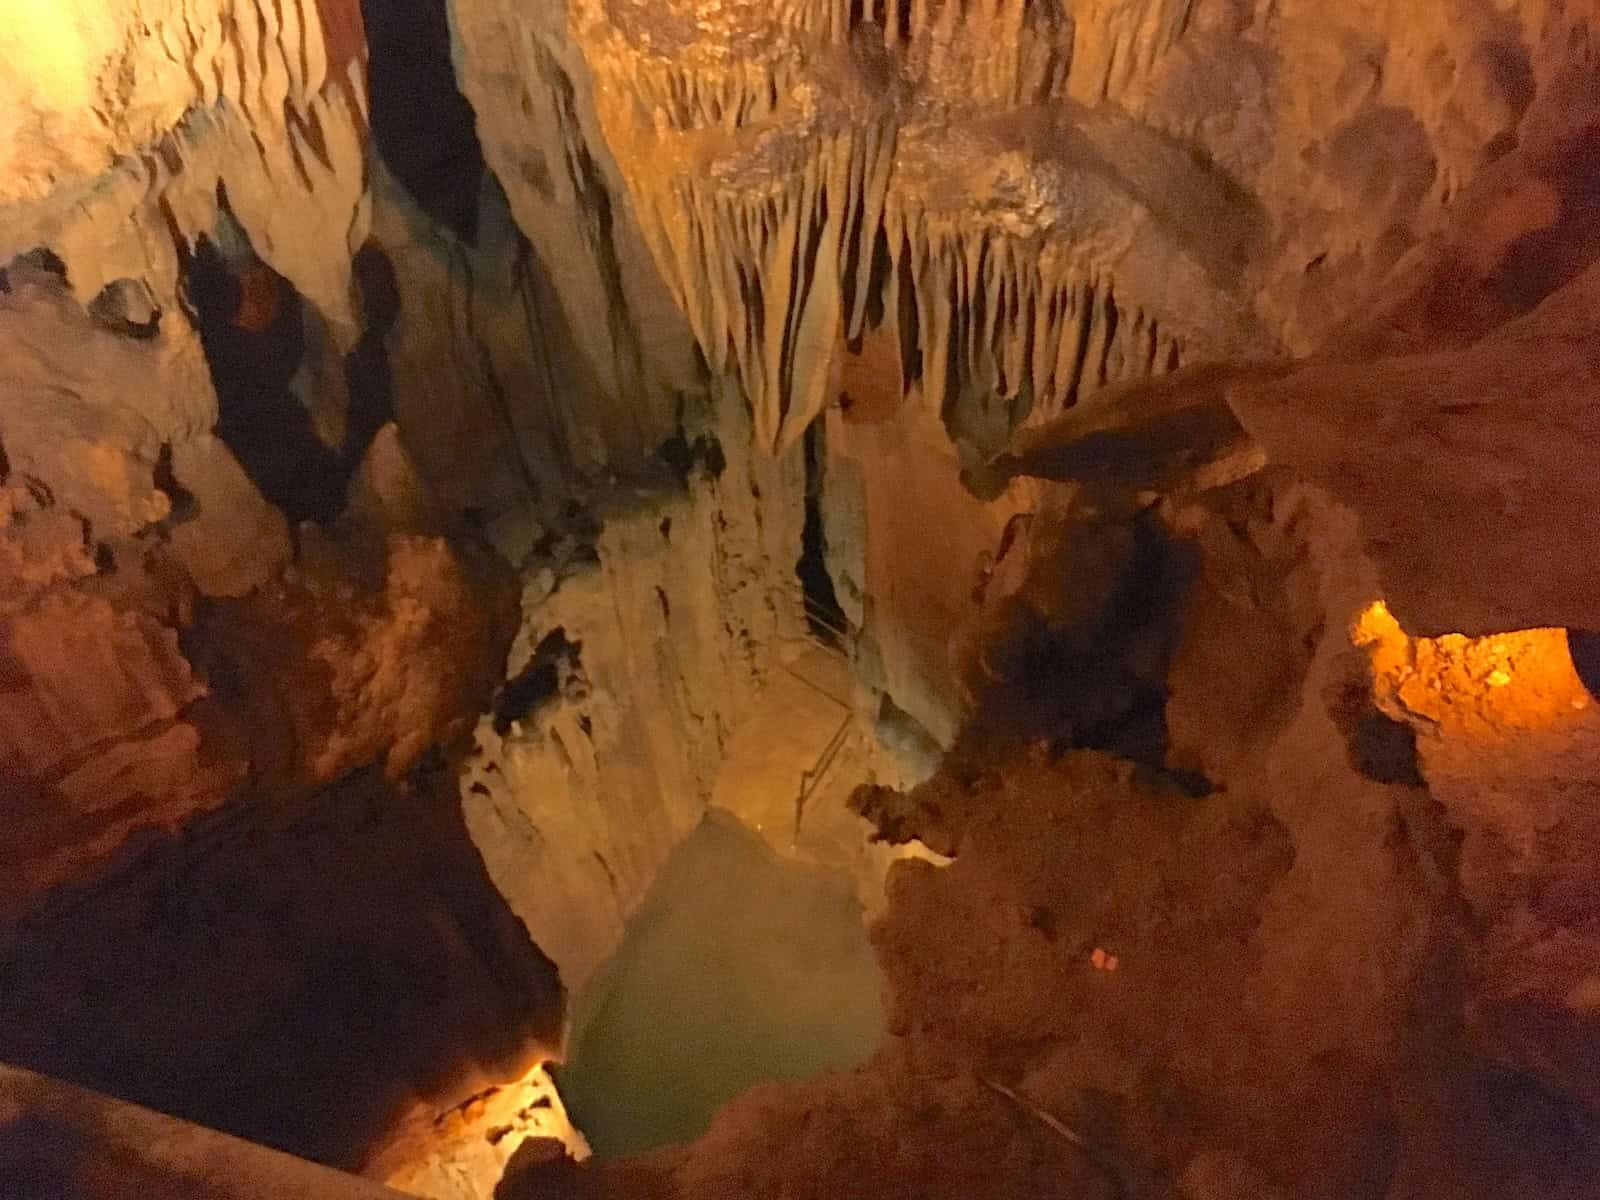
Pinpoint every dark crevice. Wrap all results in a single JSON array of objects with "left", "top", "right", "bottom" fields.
[
  {"left": 360, "top": 0, "right": 487, "bottom": 240},
  {"left": 897, "top": 232, "right": 923, "bottom": 390},
  {"left": 862, "top": 225, "right": 893, "bottom": 338},
  {"left": 655, "top": 430, "right": 726, "bottom": 485},
  {"left": 953, "top": 513, "right": 1194, "bottom": 778},
  {"left": 344, "top": 242, "right": 401, "bottom": 463},
  {"left": 4, "top": 247, "right": 68, "bottom": 287},
  {"left": 1097, "top": 289, "right": 1121, "bottom": 389},
  {"left": 1062, "top": 284, "right": 1097, "bottom": 409},
  {"left": 796, "top": 424, "right": 848, "bottom": 645},
  {"left": 1565, "top": 629, "right": 1600, "bottom": 701},
  {"left": 1350, "top": 710, "right": 1424, "bottom": 785},
  {"left": 88, "top": 279, "right": 162, "bottom": 339},
  {"left": 494, "top": 629, "right": 584, "bottom": 736},
  {"left": 179, "top": 204, "right": 346, "bottom": 525},
  {"left": 152, "top": 444, "right": 199, "bottom": 527},
  {"left": 179, "top": 196, "right": 399, "bottom": 528},
  {"left": 1327, "top": 671, "right": 1425, "bottom": 787}
]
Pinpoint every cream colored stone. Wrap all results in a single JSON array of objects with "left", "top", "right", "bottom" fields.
[{"left": 168, "top": 434, "right": 292, "bottom": 598}]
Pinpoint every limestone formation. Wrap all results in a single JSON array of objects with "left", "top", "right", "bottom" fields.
[
  {"left": 1, "top": 0, "right": 371, "bottom": 339},
  {"left": 3, "top": 1, "right": 1600, "bottom": 1199},
  {"left": 560, "top": 0, "right": 1549, "bottom": 458},
  {"left": 460, "top": 393, "right": 806, "bottom": 992}
]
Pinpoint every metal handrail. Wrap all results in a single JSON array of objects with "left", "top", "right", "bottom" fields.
[
  {"left": 771, "top": 581, "right": 856, "bottom": 660},
  {"left": 794, "top": 710, "right": 854, "bottom": 845},
  {"left": 766, "top": 583, "right": 861, "bottom": 845}
]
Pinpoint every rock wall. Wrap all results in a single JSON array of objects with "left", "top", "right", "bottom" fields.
[
  {"left": 7, "top": 2, "right": 1600, "bottom": 1198},
  {"left": 448, "top": 0, "right": 1568, "bottom": 756},
  {"left": 0, "top": 0, "right": 787, "bottom": 1183},
  {"left": 0, "top": 249, "right": 541, "bottom": 1184},
  {"left": 0, "top": 258, "right": 513, "bottom": 917},
  {"left": 519, "top": 452, "right": 1600, "bottom": 1200},
  {"left": 1, "top": 0, "right": 371, "bottom": 340},
  {"left": 448, "top": 0, "right": 706, "bottom": 478},
  {"left": 489, "top": 9, "right": 1600, "bottom": 1196},
  {"left": 548, "top": 0, "right": 1550, "bottom": 463},
  {"left": 0, "top": 766, "right": 564, "bottom": 1175},
  {"left": 460, "top": 393, "right": 807, "bottom": 992}
]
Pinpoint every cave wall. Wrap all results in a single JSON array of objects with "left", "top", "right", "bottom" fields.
[
  {"left": 554, "top": 0, "right": 1546, "bottom": 461},
  {"left": 7, "top": 2, "right": 1600, "bottom": 1198},
  {"left": 0, "top": 247, "right": 540, "bottom": 1181},
  {"left": 0, "top": 2, "right": 815, "bottom": 1181},
  {"left": 460, "top": 392, "right": 807, "bottom": 992},
  {"left": 0, "top": 0, "right": 371, "bottom": 340},
  {"left": 4, "top": 0, "right": 1591, "bottom": 937},
  {"left": 0, "top": 257, "right": 518, "bottom": 913},
  {"left": 473, "top": 5, "right": 1600, "bottom": 1195},
  {"left": 0, "top": 765, "right": 564, "bottom": 1175},
  {"left": 433, "top": 0, "right": 1562, "bottom": 757},
  {"left": 448, "top": 0, "right": 707, "bottom": 478}
]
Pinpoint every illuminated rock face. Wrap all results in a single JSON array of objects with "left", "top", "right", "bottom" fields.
[
  {"left": 447, "top": 0, "right": 707, "bottom": 476},
  {"left": 0, "top": 254, "right": 518, "bottom": 916},
  {"left": 5, "top": 1, "right": 1600, "bottom": 1197},
  {"left": 542, "top": 0, "right": 1549, "bottom": 454},
  {"left": 0, "top": 0, "right": 371, "bottom": 339},
  {"left": 1357, "top": 604, "right": 1600, "bottom": 1115}
]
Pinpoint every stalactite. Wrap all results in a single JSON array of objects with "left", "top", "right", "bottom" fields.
[
  {"left": 578, "top": 0, "right": 1215, "bottom": 453},
  {"left": 4, "top": 0, "right": 373, "bottom": 345}
]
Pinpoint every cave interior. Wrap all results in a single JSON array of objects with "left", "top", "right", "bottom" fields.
[{"left": 5, "top": 1, "right": 1600, "bottom": 1198}]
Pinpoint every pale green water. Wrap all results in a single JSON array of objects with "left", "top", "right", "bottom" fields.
[{"left": 556, "top": 811, "right": 885, "bottom": 1158}]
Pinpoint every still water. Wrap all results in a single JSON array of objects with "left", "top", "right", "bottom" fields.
[{"left": 557, "top": 811, "right": 885, "bottom": 1157}]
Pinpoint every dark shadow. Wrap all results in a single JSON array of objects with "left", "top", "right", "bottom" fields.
[
  {"left": 1489, "top": 126, "right": 1600, "bottom": 313},
  {"left": 344, "top": 242, "right": 401, "bottom": 458},
  {"left": 0, "top": 764, "right": 565, "bottom": 1172},
  {"left": 180, "top": 205, "right": 402, "bottom": 527},
  {"left": 1349, "top": 710, "right": 1424, "bottom": 786},
  {"left": 1564, "top": 629, "right": 1600, "bottom": 701},
  {"left": 178, "top": 209, "right": 346, "bottom": 524},
  {"left": 87, "top": 279, "right": 161, "bottom": 339},
  {"left": 2, "top": 247, "right": 68, "bottom": 288},
  {"left": 654, "top": 430, "right": 727, "bottom": 487},
  {"left": 361, "top": 0, "right": 488, "bottom": 240},
  {"left": 1326, "top": 669, "right": 1425, "bottom": 786},
  {"left": 0, "top": 1115, "right": 85, "bottom": 1200},
  {"left": 495, "top": 628, "right": 584, "bottom": 735},
  {"left": 952, "top": 511, "right": 1193, "bottom": 779},
  {"left": 796, "top": 424, "right": 849, "bottom": 646}
]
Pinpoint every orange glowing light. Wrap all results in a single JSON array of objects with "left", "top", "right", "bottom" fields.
[{"left": 1353, "top": 601, "right": 1591, "bottom": 739}]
